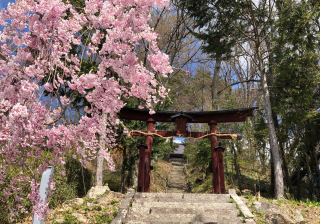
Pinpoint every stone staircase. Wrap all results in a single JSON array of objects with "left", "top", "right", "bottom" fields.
[{"left": 112, "top": 191, "right": 255, "bottom": 224}]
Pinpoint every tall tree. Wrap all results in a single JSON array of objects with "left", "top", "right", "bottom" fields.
[{"left": 179, "top": 0, "right": 312, "bottom": 199}]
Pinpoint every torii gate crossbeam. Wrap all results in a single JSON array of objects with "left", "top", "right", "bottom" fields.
[{"left": 119, "top": 107, "right": 257, "bottom": 194}]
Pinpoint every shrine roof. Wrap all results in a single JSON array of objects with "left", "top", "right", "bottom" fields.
[{"left": 119, "top": 107, "right": 257, "bottom": 123}]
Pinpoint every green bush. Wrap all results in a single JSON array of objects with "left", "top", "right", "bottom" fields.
[
  {"left": 0, "top": 155, "right": 93, "bottom": 223},
  {"left": 49, "top": 163, "right": 78, "bottom": 209},
  {"left": 50, "top": 156, "right": 94, "bottom": 208},
  {"left": 65, "top": 156, "right": 93, "bottom": 198},
  {"left": 0, "top": 168, "right": 33, "bottom": 223},
  {"left": 152, "top": 141, "right": 177, "bottom": 161},
  {"left": 103, "top": 170, "right": 121, "bottom": 192}
]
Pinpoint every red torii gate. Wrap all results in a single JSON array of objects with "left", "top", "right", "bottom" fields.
[{"left": 119, "top": 107, "right": 256, "bottom": 194}]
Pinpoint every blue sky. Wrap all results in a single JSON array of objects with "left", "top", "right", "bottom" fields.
[{"left": 0, "top": 0, "right": 13, "bottom": 11}]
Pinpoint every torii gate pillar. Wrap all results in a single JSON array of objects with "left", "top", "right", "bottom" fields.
[
  {"left": 137, "top": 144, "right": 147, "bottom": 192},
  {"left": 145, "top": 118, "right": 155, "bottom": 192},
  {"left": 215, "top": 145, "right": 226, "bottom": 194},
  {"left": 208, "top": 120, "right": 219, "bottom": 194}
]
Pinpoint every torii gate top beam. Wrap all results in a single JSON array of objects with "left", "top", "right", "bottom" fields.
[{"left": 119, "top": 107, "right": 257, "bottom": 123}]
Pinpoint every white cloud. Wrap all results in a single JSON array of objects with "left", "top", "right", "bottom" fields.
[{"left": 173, "top": 137, "right": 184, "bottom": 144}]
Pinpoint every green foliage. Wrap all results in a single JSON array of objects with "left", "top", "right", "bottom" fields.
[
  {"left": 103, "top": 170, "right": 121, "bottom": 192},
  {"left": 152, "top": 141, "right": 177, "bottom": 161},
  {"left": 193, "top": 175, "right": 213, "bottom": 193},
  {"left": 49, "top": 163, "right": 78, "bottom": 209},
  {"left": 0, "top": 154, "right": 94, "bottom": 223},
  {"left": 0, "top": 167, "right": 33, "bottom": 223},
  {"left": 179, "top": 0, "right": 251, "bottom": 59},
  {"left": 184, "top": 139, "right": 211, "bottom": 166},
  {"left": 285, "top": 198, "right": 320, "bottom": 208},
  {"left": 272, "top": 0, "right": 320, "bottom": 125}
]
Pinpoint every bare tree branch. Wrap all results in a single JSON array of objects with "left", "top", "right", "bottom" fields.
[{"left": 218, "top": 79, "right": 260, "bottom": 95}]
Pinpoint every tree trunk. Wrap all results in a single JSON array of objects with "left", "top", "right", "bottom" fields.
[
  {"left": 167, "top": 138, "right": 173, "bottom": 162},
  {"left": 305, "top": 154, "right": 313, "bottom": 200},
  {"left": 94, "top": 112, "right": 106, "bottom": 186},
  {"left": 273, "top": 112, "right": 292, "bottom": 194},
  {"left": 296, "top": 152, "right": 301, "bottom": 200},
  {"left": 279, "top": 142, "right": 292, "bottom": 194},
  {"left": 233, "top": 145, "right": 242, "bottom": 193},
  {"left": 126, "top": 148, "right": 134, "bottom": 188},
  {"left": 257, "top": 46, "right": 284, "bottom": 199},
  {"left": 312, "top": 146, "right": 320, "bottom": 191},
  {"left": 211, "top": 37, "right": 222, "bottom": 110},
  {"left": 212, "top": 56, "right": 222, "bottom": 110},
  {"left": 260, "top": 145, "right": 266, "bottom": 173},
  {"left": 248, "top": 139, "right": 254, "bottom": 170},
  {"left": 270, "top": 149, "right": 275, "bottom": 198},
  {"left": 120, "top": 147, "right": 127, "bottom": 194}
]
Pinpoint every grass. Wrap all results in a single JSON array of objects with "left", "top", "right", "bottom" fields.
[
  {"left": 45, "top": 190, "right": 123, "bottom": 224},
  {"left": 103, "top": 170, "right": 121, "bottom": 192},
  {"left": 93, "top": 205, "right": 102, "bottom": 211},
  {"left": 150, "top": 160, "right": 172, "bottom": 192},
  {"left": 112, "top": 209, "right": 118, "bottom": 217},
  {"left": 92, "top": 213, "right": 113, "bottom": 224},
  {"left": 110, "top": 199, "right": 118, "bottom": 205},
  {"left": 184, "top": 159, "right": 320, "bottom": 223},
  {"left": 241, "top": 193, "right": 320, "bottom": 224},
  {"left": 62, "top": 214, "right": 81, "bottom": 224}
]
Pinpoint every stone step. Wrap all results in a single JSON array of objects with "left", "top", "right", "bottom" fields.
[
  {"left": 128, "top": 206, "right": 239, "bottom": 217},
  {"left": 119, "top": 192, "right": 248, "bottom": 224},
  {"left": 131, "top": 202, "right": 237, "bottom": 210},
  {"left": 134, "top": 193, "right": 231, "bottom": 203},
  {"left": 125, "top": 213, "right": 243, "bottom": 223}
]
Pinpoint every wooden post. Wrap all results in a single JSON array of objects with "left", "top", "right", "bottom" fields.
[
  {"left": 215, "top": 145, "right": 226, "bottom": 194},
  {"left": 209, "top": 120, "right": 219, "bottom": 194},
  {"left": 137, "top": 144, "right": 147, "bottom": 192},
  {"left": 145, "top": 118, "right": 155, "bottom": 192}
]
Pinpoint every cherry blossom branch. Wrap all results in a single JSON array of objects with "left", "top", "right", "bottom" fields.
[
  {"left": 0, "top": 52, "right": 9, "bottom": 63},
  {"left": 43, "top": 92, "right": 74, "bottom": 126}
]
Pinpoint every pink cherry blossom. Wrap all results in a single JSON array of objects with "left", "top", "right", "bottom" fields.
[
  {"left": 44, "top": 83, "right": 53, "bottom": 92},
  {"left": 0, "top": 0, "right": 171, "bottom": 219}
]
